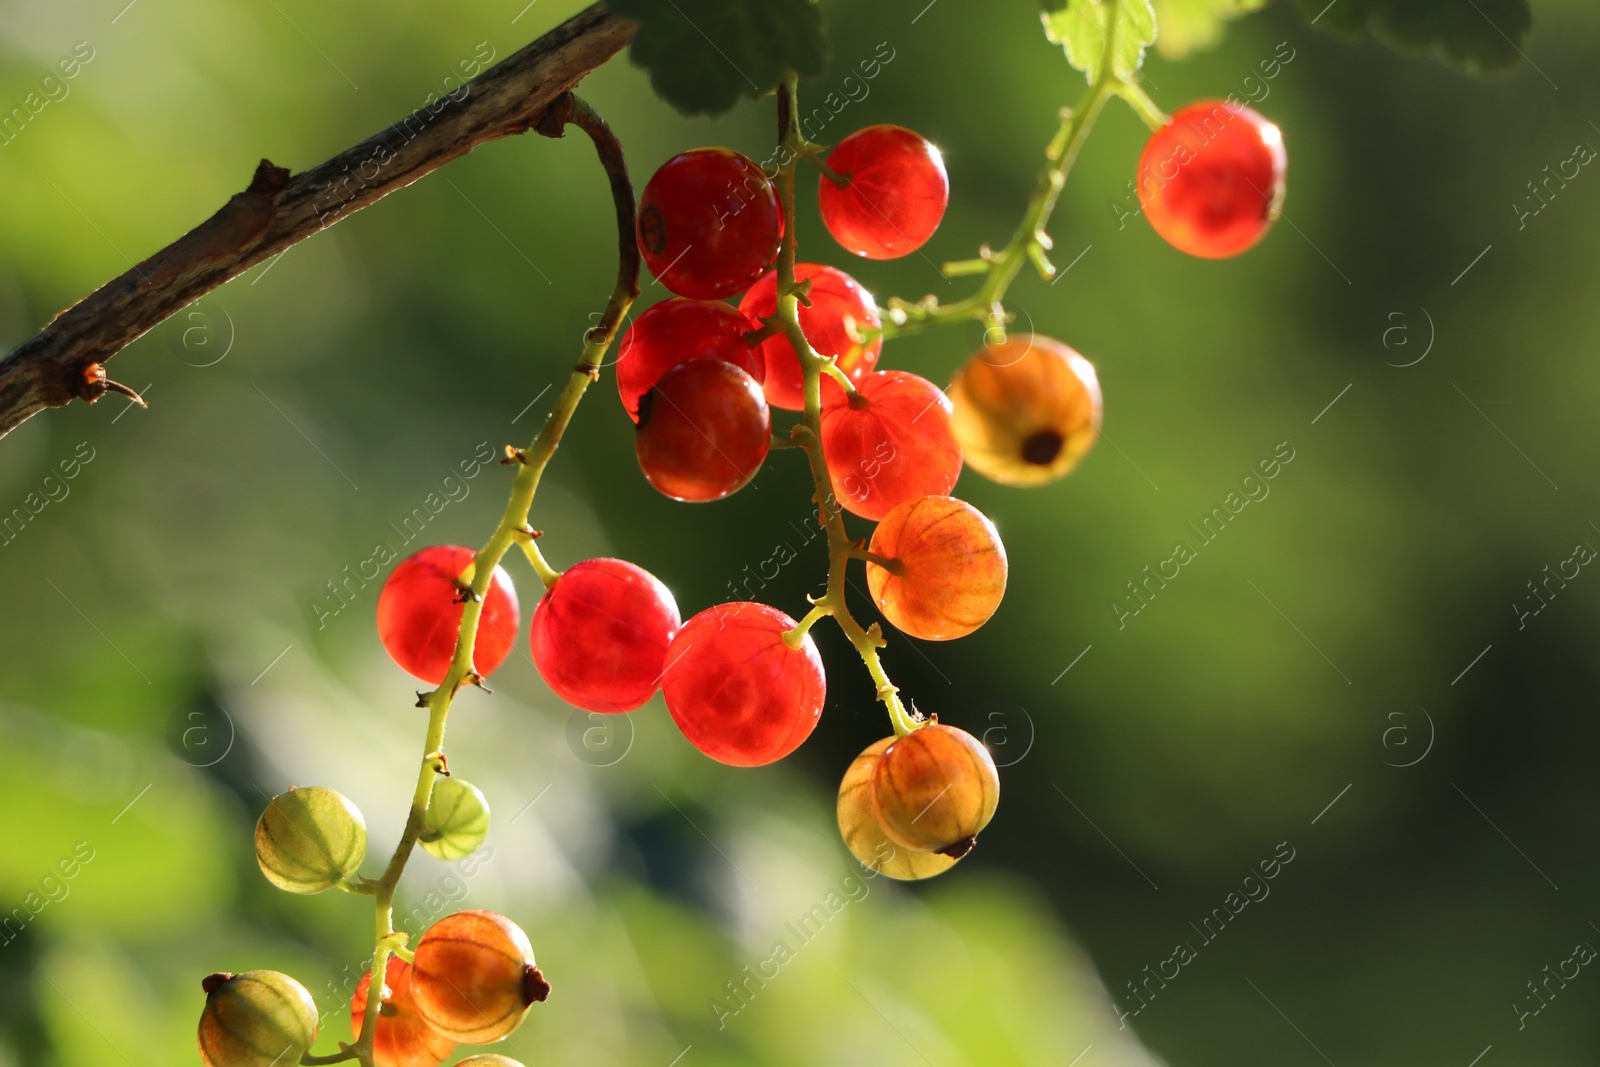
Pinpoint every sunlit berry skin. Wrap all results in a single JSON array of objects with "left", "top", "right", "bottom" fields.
[
  {"left": 615, "top": 298, "right": 765, "bottom": 422},
  {"left": 254, "top": 786, "right": 367, "bottom": 894},
  {"left": 377, "top": 545, "right": 519, "bottom": 684},
  {"left": 637, "top": 148, "right": 784, "bottom": 299},
  {"left": 819, "top": 125, "right": 949, "bottom": 259},
  {"left": 351, "top": 958, "right": 456, "bottom": 1067},
  {"left": 456, "top": 1058, "right": 528, "bottom": 1067},
  {"left": 636, "top": 359, "right": 771, "bottom": 501},
  {"left": 838, "top": 737, "right": 959, "bottom": 880},
  {"left": 739, "top": 264, "right": 882, "bottom": 411},
  {"left": 947, "top": 336, "right": 1101, "bottom": 487},
  {"left": 661, "top": 602, "right": 825, "bottom": 766},
  {"left": 530, "top": 558, "right": 681, "bottom": 713},
  {"left": 870, "top": 724, "right": 999, "bottom": 857},
  {"left": 866, "top": 496, "right": 1007, "bottom": 641},
  {"left": 420, "top": 776, "right": 490, "bottom": 861},
  {"left": 198, "top": 970, "right": 319, "bottom": 1067},
  {"left": 412, "top": 910, "right": 549, "bottom": 1044},
  {"left": 1137, "top": 100, "right": 1286, "bottom": 259},
  {"left": 821, "top": 370, "right": 962, "bottom": 520}
]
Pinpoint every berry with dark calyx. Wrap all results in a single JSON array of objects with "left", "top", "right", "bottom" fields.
[
  {"left": 661, "top": 602, "right": 826, "bottom": 766},
  {"left": 530, "top": 557, "right": 681, "bottom": 713},
  {"left": 197, "top": 970, "right": 319, "bottom": 1067},
  {"left": 377, "top": 545, "right": 520, "bottom": 685},
  {"left": 838, "top": 738, "right": 959, "bottom": 880},
  {"left": 1137, "top": 100, "right": 1286, "bottom": 259},
  {"left": 420, "top": 777, "right": 490, "bottom": 861},
  {"left": 821, "top": 370, "right": 962, "bottom": 520},
  {"left": 865, "top": 496, "right": 1007, "bottom": 641},
  {"left": 739, "top": 264, "right": 882, "bottom": 411},
  {"left": 870, "top": 724, "right": 999, "bottom": 857},
  {"left": 615, "top": 297, "right": 765, "bottom": 423},
  {"left": 254, "top": 786, "right": 367, "bottom": 894},
  {"left": 412, "top": 910, "right": 548, "bottom": 1044},
  {"left": 636, "top": 359, "right": 771, "bottom": 502},
  {"left": 351, "top": 957, "right": 456, "bottom": 1067},
  {"left": 637, "top": 148, "right": 784, "bottom": 299},
  {"left": 947, "top": 336, "right": 1101, "bottom": 487},
  {"left": 819, "top": 125, "right": 949, "bottom": 259}
]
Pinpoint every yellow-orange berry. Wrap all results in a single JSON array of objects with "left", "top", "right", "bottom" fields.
[
  {"left": 870, "top": 724, "right": 999, "bottom": 857},
  {"left": 948, "top": 336, "right": 1101, "bottom": 487},
  {"left": 411, "top": 910, "right": 548, "bottom": 1043},
  {"left": 838, "top": 738, "right": 959, "bottom": 880},
  {"left": 350, "top": 957, "right": 456, "bottom": 1067},
  {"left": 866, "top": 496, "right": 1007, "bottom": 640}
]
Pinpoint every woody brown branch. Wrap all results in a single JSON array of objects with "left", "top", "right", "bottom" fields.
[{"left": 0, "top": 2, "right": 635, "bottom": 441}]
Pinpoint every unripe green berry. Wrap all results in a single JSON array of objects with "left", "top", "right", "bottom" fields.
[
  {"left": 254, "top": 786, "right": 367, "bottom": 894},
  {"left": 420, "top": 777, "right": 490, "bottom": 861},
  {"left": 455, "top": 1057, "right": 527, "bottom": 1067},
  {"left": 197, "top": 970, "right": 318, "bottom": 1067}
]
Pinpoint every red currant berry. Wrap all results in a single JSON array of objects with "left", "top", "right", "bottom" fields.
[
  {"left": 350, "top": 958, "right": 456, "bottom": 1067},
  {"left": 821, "top": 370, "right": 962, "bottom": 520},
  {"left": 615, "top": 298, "right": 764, "bottom": 422},
  {"left": 661, "top": 602, "right": 825, "bottom": 766},
  {"left": 1137, "top": 100, "right": 1286, "bottom": 259},
  {"left": 865, "top": 496, "right": 1007, "bottom": 641},
  {"left": 198, "top": 970, "right": 319, "bottom": 1067},
  {"left": 739, "top": 264, "right": 882, "bottom": 411},
  {"left": 948, "top": 335, "right": 1101, "bottom": 487},
  {"left": 637, "top": 148, "right": 784, "bottom": 299},
  {"left": 819, "top": 125, "right": 949, "bottom": 259},
  {"left": 530, "top": 558, "right": 681, "bottom": 713},
  {"left": 636, "top": 359, "right": 771, "bottom": 501},
  {"left": 411, "top": 910, "right": 549, "bottom": 1044},
  {"left": 838, "top": 738, "right": 959, "bottom": 880},
  {"left": 377, "top": 546, "right": 519, "bottom": 684},
  {"left": 870, "top": 723, "right": 999, "bottom": 857}
]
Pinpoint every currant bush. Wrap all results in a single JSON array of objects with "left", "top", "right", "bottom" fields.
[
  {"left": 821, "top": 369, "right": 962, "bottom": 520},
  {"left": 411, "top": 910, "right": 549, "bottom": 1044},
  {"left": 637, "top": 148, "right": 784, "bottom": 298},
  {"left": 870, "top": 724, "right": 1000, "bottom": 857},
  {"left": 377, "top": 545, "right": 520, "bottom": 684},
  {"left": 530, "top": 557, "right": 681, "bottom": 712},
  {"left": 615, "top": 297, "right": 765, "bottom": 423},
  {"left": 420, "top": 776, "right": 491, "bottom": 861},
  {"left": 350, "top": 957, "right": 457, "bottom": 1067},
  {"left": 197, "top": 971, "right": 319, "bottom": 1067},
  {"left": 865, "top": 495, "right": 1008, "bottom": 640},
  {"left": 819, "top": 125, "right": 949, "bottom": 259},
  {"left": 837, "top": 738, "right": 959, "bottom": 880},
  {"left": 739, "top": 263, "right": 882, "bottom": 411},
  {"left": 948, "top": 335, "right": 1102, "bottom": 487},
  {"left": 254, "top": 786, "right": 367, "bottom": 895},
  {"left": 1138, "top": 99, "right": 1287, "bottom": 259},
  {"left": 661, "top": 602, "right": 826, "bottom": 766},
  {"left": 636, "top": 358, "right": 771, "bottom": 501}
]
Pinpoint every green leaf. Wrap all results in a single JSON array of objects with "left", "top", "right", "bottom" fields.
[
  {"left": 1149, "top": 0, "right": 1268, "bottom": 59},
  {"left": 1041, "top": 0, "right": 1159, "bottom": 86},
  {"left": 1293, "top": 0, "right": 1533, "bottom": 75},
  {"left": 608, "top": 0, "right": 827, "bottom": 116}
]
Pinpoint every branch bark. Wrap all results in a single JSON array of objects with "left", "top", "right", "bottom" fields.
[{"left": 0, "top": 2, "right": 635, "bottom": 440}]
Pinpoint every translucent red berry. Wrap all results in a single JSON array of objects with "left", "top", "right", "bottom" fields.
[
  {"left": 1137, "top": 100, "right": 1286, "bottom": 259},
  {"left": 739, "top": 264, "right": 882, "bottom": 411},
  {"left": 870, "top": 723, "right": 999, "bottom": 857},
  {"left": 377, "top": 545, "right": 519, "bottom": 684},
  {"left": 530, "top": 557, "right": 681, "bottom": 713},
  {"left": 838, "top": 737, "right": 959, "bottom": 880},
  {"left": 198, "top": 970, "right": 319, "bottom": 1067},
  {"left": 615, "top": 298, "right": 764, "bottom": 422},
  {"left": 821, "top": 370, "right": 962, "bottom": 520},
  {"left": 636, "top": 359, "right": 771, "bottom": 501},
  {"left": 948, "top": 335, "right": 1101, "bottom": 487},
  {"left": 411, "top": 910, "right": 548, "bottom": 1044},
  {"left": 661, "top": 602, "right": 826, "bottom": 766},
  {"left": 637, "top": 148, "right": 784, "bottom": 299},
  {"left": 865, "top": 496, "right": 1007, "bottom": 641},
  {"left": 819, "top": 125, "right": 949, "bottom": 259},
  {"left": 351, "top": 957, "right": 456, "bottom": 1067}
]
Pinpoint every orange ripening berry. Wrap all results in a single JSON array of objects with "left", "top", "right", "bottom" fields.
[
  {"left": 865, "top": 496, "right": 1007, "bottom": 641},
  {"left": 870, "top": 724, "right": 999, "bottom": 857},
  {"left": 947, "top": 335, "right": 1101, "bottom": 488},
  {"left": 837, "top": 737, "right": 959, "bottom": 880},
  {"left": 411, "top": 910, "right": 548, "bottom": 1044},
  {"left": 197, "top": 970, "right": 318, "bottom": 1067},
  {"left": 350, "top": 957, "right": 456, "bottom": 1067}
]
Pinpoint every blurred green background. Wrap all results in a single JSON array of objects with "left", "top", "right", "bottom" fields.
[{"left": 1, "top": 0, "right": 1597, "bottom": 1064}]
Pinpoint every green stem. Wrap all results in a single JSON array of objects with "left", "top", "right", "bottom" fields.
[
  {"left": 774, "top": 78, "right": 921, "bottom": 741},
  {"left": 343, "top": 92, "right": 639, "bottom": 1067}
]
